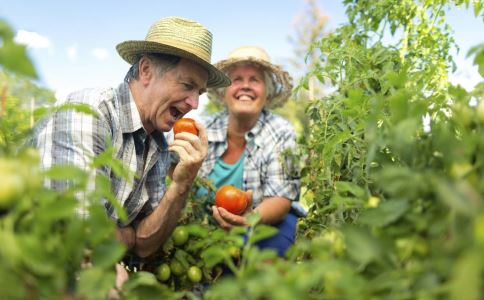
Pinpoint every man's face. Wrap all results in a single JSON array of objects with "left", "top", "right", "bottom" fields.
[
  {"left": 224, "top": 64, "right": 267, "bottom": 118},
  {"left": 141, "top": 58, "right": 208, "bottom": 133}
]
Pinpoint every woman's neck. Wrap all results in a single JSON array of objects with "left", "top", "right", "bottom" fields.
[
  {"left": 222, "top": 115, "right": 256, "bottom": 164},
  {"left": 227, "top": 111, "right": 259, "bottom": 134}
]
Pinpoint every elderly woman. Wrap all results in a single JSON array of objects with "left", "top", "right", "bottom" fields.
[{"left": 198, "top": 46, "right": 301, "bottom": 256}]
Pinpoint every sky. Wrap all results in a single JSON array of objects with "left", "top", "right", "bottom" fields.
[{"left": 1, "top": 0, "right": 483, "bottom": 117}]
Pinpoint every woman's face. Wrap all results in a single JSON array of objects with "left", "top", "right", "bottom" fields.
[{"left": 224, "top": 63, "right": 267, "bottom": 118}]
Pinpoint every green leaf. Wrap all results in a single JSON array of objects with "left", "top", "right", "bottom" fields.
[
  {"left": 37, "top": 194, "right": 78, "bottom": 221},
  {"left": 91, "top": 174, "right": 127, "bottom": 222},
  {"left": 200, "top": 246, "right": 226, "bottom": 268},
  {"left": 122, "top": 271, "right": 160, "bottom": 290},
  {"left": 174, "top": 249, "right": 191, "bottom": 269},
  {"left": 92, "top": 147, "right": 131, "bottom": 180},
  {"left": 54, "top": 102, "right": 98, "bottom": 116},
  {"left": 473, "top": 0, "right": 482, "bottom": 17},
  {"left": 433, "top": 178, "right": 479, "bottom": 216},
  {"left": 467, "top": 43, "right": 484, "bottom": 77},
  {"left": 43, "top": 164, "right": 88, "bottom": 182},
  {"left": 18, "top": 235, "right": 57, "bottom": 276},
  {"left": 0, "top": 20, "right": 37, "bottom": 78},
  {"left": 449, "top": 248, "right": 482, "bottom": 300},
  {"left": 335, "top": 181, "right": 366, "bottom": 198},
  {"left": 77, "top": 267, "right": 116, "bottom": 300},
  {"left": 91, "top": 240, "right": 125, "bottom": 269},
  {"left": 186, "top": 223, "right": 209, "bottom": 237},
  {"left": 343, "top": 226, "right": 381, "bottom": 267},
  {"left": 246, "top": 212, "right": 262, "bottom": 227},
  {"left": 359, "top": 199, "right": 409, "bottom": 227},
  {"left": 248, "top": 225, "right": 279, "bottom": 244}
]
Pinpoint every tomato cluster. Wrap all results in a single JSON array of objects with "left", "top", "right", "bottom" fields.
[{"left": 154, "top": 225, "right": 205, "bottom": 286}]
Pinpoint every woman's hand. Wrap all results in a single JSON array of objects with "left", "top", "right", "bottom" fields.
[{"left": 212, "top": 190, "right": 253, "bottom": 230}]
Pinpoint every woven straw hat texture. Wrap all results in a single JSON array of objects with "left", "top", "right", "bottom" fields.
[{"left": 117, "top": 16, "right": 230, "bottom": 88}]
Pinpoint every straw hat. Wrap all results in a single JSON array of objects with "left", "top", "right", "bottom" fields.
[
  {"left": 209, "top": 46, "right": 293, "bottom": 109},
  {"left": 116, "top": 16, "right": 230, "bottom": 88}
]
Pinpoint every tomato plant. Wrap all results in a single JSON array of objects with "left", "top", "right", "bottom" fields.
[
  {"left": 1, "top": 2, "right": 484, "bottom": 299},
  {"left": 215, "top": 185, "right": 248, "bottom": 215},
  {"left": 173, "top": 118, "right": 198, "bottom": 136}
]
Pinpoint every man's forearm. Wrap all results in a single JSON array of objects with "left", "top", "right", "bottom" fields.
[
  {"left": 133, "top": 181, "right": 190, "bottom": 258},
  {"left": 116, "top": 226, "right": 136, "bottom": 249}
]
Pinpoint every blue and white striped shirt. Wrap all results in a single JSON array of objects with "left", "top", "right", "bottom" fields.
[{"left": 34, "top": 83, "right": 170, "bottom": 225}]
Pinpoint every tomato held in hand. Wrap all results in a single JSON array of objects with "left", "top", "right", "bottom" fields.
[
  {"left": 215, "top": 185, "right": 248, "bottom": 215},
  {"left": 173, "top": 118, "right": 198, "bottom": 136}
]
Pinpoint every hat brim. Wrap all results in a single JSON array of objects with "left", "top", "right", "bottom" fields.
[
  {"left": 208, "top": 56, "right": 293, "bottom": 109},
  {"left": 116, "top": 40, "right": 230, "bottom": 88}
]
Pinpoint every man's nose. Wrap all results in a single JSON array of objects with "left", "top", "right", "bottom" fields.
[{"left": 185, "top": 94, "right": 199, "bottom": 109}]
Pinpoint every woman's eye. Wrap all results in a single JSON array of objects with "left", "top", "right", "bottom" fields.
[{"left": 183, "top": 83, "right": 193, "bottom": 90}]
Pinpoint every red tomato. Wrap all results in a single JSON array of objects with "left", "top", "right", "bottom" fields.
[
  {"left": 173, "top": 118, "right": 198, "bottom": 136},
  {"left": 215, "top": 185, "right": 248, "bottom": 215}
]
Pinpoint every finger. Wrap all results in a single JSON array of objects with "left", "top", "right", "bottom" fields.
[
  {"left": 170, "top": 138, "right": 198, "bottom": 157},
  {"left": 174, "top": 131, "right": 200, "bottom": 143},
  {"left": 243, "top": 190, "right": 254, "bottom": 214},
  {"left": 172, "top": 132, "right": 205, "bottom": 156},
  {"left": 194, "top": 121, "right": 208, "bottom": 149},
  {"left": 218, "top": 208, "right": 247, "bottom": 226},
  {"left": 168, "top": 144, "right": 190, "bottom": 162},
  {"left": 212, "top": 206, "right": 232, "bottom": 230}
]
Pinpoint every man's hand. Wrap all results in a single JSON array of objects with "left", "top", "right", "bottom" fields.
[
  {"left": 169, "top": 120, "right": 208, "bottom": 187},
  {"left": 133, "top": 121, "right": 207, "bottom": 258}
]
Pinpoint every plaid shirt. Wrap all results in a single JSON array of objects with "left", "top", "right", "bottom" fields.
[
  {"left": 199, "top": 109, "right": 300, "bottom": 206},
  {"left": 34, "top": 83, "right": 170, "bottom": 225}
]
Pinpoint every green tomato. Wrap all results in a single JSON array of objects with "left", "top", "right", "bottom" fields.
[
  {"left": 172, "top": 226, "right": 189, "bottom": 246},
  {"left": 0, "top": 173, "right": 25, "bottom": 208},
  {"left": 187, "top": 266, "right": 202, "bottom": 283},
  {"left": 227, "top": 246, "right": 240, "bottom": 258},
  {"left": 170, "top": 260, "right": 185, "bottom": 276},
  {"left": 450, "top": 162, "right": 473, "bottom": 178},
  {"left": 157, "top": 263, "right": 171, "bottom": 281}
]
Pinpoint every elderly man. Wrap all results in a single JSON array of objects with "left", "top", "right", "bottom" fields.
[{"left": 34, "top": 17, "right": 229, "bottom": 272}]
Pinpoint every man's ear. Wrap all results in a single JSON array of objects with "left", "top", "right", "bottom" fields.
[{"left": 138, "top": 56, "right": 153, "bottom": 85}]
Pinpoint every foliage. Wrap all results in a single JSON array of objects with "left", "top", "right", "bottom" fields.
[
  {"left": 1, "top": 1, "right": 484, "bottom": 299},
  {"left": 294, "top": 0, "right": 484, "bottom": 299},
  {"left": 0, "top": 20, "right": 127, "bottom": 300},
  {"left": 0, "top": 19, "right": 37, "bottom": 78}
]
